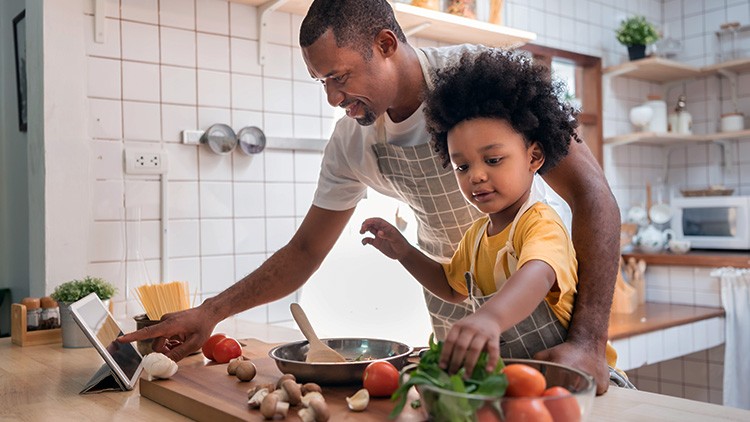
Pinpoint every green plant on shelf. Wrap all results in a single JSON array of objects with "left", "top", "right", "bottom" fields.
[
  {"left": 615, "top": 15, "right": 660, "bottom": 47},
  {"left": 50, "top": 276, "right": 117, "bottom": 303}
]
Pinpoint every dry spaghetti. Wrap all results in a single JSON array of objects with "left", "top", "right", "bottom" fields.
[{"left": 135, "top": 281, "right": 190, "bottom": 320}]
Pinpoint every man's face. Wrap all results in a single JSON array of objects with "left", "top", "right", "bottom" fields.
[{"left": 301, "top": 30, "right": 392, "bottom": 126}]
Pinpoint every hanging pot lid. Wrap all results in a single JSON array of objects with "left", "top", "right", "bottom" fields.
[
  {"left": 201, "top": 123, "right": 237, "bottom": 155},
  {"left": 237, "top": 126, "right": 266, "bottom": 155}
]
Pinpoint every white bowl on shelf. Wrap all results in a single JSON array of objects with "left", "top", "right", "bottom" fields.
[{"left": 629, "top": 105, "right": 654, "bottom": 130}]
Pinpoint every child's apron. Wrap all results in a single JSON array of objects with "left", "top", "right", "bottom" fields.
[{"left": 462, "top": 198, "right": 567, "bottom": 359}]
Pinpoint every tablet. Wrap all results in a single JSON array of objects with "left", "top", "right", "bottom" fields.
[{"left": 69, "top": 292, "right": 143, "bottom": 390}]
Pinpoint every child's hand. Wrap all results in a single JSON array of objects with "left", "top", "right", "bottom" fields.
[
  {"left": 360, "top": 217, "right": 411, "bottom": 260},
  {"left": 439, "top": 309, "right": 501, "bottom": 376}
]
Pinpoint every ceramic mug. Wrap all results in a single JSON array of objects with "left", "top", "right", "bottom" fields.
[{"left": 668, "top": 239, "right": 691, "bottom": 254}]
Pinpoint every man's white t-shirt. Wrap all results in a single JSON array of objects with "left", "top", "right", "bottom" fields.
[{"left": 312, "top": 44, "right": 572, "bottom": 232}]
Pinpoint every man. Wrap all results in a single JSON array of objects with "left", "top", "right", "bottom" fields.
[{"left": 121, "top": 0, "right": 620, "bottom": 394}]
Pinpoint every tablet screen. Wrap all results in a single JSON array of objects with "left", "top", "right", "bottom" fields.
[{"left": 74, "top": 297, "right": 141, "bottom": 380}]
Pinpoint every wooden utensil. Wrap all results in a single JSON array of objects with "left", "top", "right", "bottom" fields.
[{"left": 289, "top": 303, "right": 346, "bottom": 363}]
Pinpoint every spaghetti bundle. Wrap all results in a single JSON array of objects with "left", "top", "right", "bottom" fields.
[{"left": 135, "top": 281, "right": 191, "bottom": 320}]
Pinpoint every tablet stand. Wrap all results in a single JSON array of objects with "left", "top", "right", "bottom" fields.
[{"left": 80, "top": 363, "right": 127, "bottom": 394}]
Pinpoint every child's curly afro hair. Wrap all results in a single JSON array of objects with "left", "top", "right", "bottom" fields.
[{"left": 424, "top": 49, "right": 581, "bottom": 175}]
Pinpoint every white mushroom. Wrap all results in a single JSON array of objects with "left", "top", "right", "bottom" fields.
[
  {"left": 298, "top": 397, "right": 330, "bottom": 422},
  {"left": 301, "top": 391, "right": 325, "bottom": 407},
  {"left": 248, "top": 387, "right": 270, "bottom": 408},
  {"left": 346, "top": 388, "right": 369, "bottom": 412},
  {"left": 273, "top": 379, "right": 303, "bottom": 406},
  {"left": 235, "top": 361, "right": 257, "bottom": 382},
  {"left": 227, "top": 356, "right": 246, "bottom": 375},
  {"left": 261, "top": 393, "right": 289, "bottom": 420},
  {"left": 141, "top": 352, "right": 178, "bottom": 380}
]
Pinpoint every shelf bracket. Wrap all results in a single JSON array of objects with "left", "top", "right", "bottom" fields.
[
  {"left": 403, "top": 22, "right": 432, "bottom": 37},
  {"left": 94, "top": 0, "right": 105, "bottom": 44},
  {"left": 257, "top": 0, "right": 289, "bottom": 66}
]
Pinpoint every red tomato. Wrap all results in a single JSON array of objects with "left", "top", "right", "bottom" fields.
[
  {"left": 502, "top": 398, "right": 553, "bottom": 422},
  {"left": 213, "top": 337, "right": 243, "bottom": 364},
  {"left": 363, "top": 361, "right": 399, "bottom": 397},
  {"left": 502, "top": 364, "right": 547, "bottom": 397},
  {"left": 476, "top": 404, "right": 502, "bottom": 422},
  {"left": 542, "top": 386, "right": 581, "bottom": 422},
  {"left": 201, "top": 333, "right": 227, "bottom": 361}
]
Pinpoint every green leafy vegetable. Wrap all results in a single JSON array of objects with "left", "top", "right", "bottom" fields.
[{"left": 389, "top": 335, "right": 507, "bottom": 420}]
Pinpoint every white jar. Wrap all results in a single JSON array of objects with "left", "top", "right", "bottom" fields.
[
  {"left": 644, "top": 96, "right": 668, "bottom": 133},
  {"left": 720, "top": 113, "right": 744, "bottom": 132}
]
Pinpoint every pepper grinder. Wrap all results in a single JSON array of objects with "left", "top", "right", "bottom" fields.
[{"left": 668, "top": 95, "right": 692, "bottom": 134}]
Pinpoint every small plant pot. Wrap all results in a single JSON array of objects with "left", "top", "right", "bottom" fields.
[{"left": 628, "top": 45, "right": 646, "bottom": 60}]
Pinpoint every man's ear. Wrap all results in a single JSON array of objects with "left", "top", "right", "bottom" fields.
[
  {"left": 529, "top": 142, "right": 545, "bottom": 172},
  {"left": 375, "top": 29, "right": 398, "bottom": 58}
]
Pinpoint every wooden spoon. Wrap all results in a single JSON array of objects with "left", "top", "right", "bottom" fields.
[{"left": 290, "top": 303, "right": 346, "bottom": 363}]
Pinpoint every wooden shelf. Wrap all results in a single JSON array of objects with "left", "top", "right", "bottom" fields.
[
  {"left": 622, "top": 250, "right": 750, "bottom": 268},
  {"left": 603, "top": 57, "right": 702, "bottom": 83},
  {"left": 229, "top": 0, "right": 535, "bottom": 48},
  {"left": 603, "top": 56, "right": 750, "bottom": 83},
  {"left": 604, "top": 129, "right": 750, "bottom": 146}
]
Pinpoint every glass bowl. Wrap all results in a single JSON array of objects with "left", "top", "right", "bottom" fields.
[{"left": 416, "top": 358, "right": 595, "bottom": 422}]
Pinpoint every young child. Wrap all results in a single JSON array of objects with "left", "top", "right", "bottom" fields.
[{"left": 361, "top": 49, "right": 617, "bottom": 377}]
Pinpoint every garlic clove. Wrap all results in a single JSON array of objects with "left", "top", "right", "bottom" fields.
[
  {"left": 346, "top": 388, "right": 369, "bottom": 411},
  {"left": 142, "top": 352, "right": 178, "bottom": 380}
]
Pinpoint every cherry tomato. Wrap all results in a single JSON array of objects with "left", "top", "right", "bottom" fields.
[
  {"left": 213, "top": 337, "right": 243, "bottom": 364},
  {"left": 201, "top": 333, "right": 227, "bottom": 361},
  {"left": 363, "top": 360, "right": 399, "bottom": 397},
  {"left": 502, "top": 364, "right": 547, "bottom": 397},
  {"left": 542, "top": 386, "right": 581, "bottom": 422},
  {"left": 502, "top": 398, "right": 553, "bottom": 422}
]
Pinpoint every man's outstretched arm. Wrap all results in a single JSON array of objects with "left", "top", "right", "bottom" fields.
[{"left": 120, "top": 205, "right": 356, "bottom": 361}]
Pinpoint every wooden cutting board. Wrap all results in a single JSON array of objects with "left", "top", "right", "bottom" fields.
[{"left": 140, "top": 338, "right": 424, "bottom": 421}]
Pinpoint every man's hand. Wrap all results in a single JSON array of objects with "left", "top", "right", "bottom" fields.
[
  {"left": 534, "top": 340, "right": 610, "bottom": 395},
  {"left": 119, "top": 306, "right": 216, "bottom": 362}
]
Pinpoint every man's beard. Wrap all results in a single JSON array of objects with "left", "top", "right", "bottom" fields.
[{"left": 355, "top": 108, "right": 378, "bottom": 126}]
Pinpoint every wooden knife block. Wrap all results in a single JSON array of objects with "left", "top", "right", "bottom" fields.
[
  {"left": 11, "top": 303, "right": 62, "bottom": 347},
  {"left": 611, "top": 258, "right": 646, "bottom": 314}
]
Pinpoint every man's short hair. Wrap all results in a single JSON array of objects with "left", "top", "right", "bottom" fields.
[{"left": 300, "top": 0, "right": 407, "bottom": 59}]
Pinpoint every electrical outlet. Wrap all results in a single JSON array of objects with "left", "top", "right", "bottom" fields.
[
  {"left": 181, "top": 130, "right": 204, "bottom": 145},
  {"left": 125, "top": 150, "right": 168, "bottom": 175}
]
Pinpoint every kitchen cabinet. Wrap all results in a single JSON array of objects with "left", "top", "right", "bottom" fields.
[{"left": 602, "top": 56, "right": 750, "bottom": 147}]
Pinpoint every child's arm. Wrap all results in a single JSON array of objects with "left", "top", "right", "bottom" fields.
[
  {"left": 360, "top": 217, "right": 463, "bottom": 302},
  {"left": 439, "top": 260, "right": 556, "bottom": 376}
]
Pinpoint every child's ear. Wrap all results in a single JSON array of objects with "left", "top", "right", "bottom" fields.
[{"left": 529, "top": 142, "right": 545, "bottom": 172}]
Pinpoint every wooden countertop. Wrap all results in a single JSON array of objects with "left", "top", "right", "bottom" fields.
[
  {"left": 622, "top": 250, "right": 750, "bottom": 268},
  {"left": 608, "top": 302, "right": 725, "bottom": 340},
  {"left": 2, "top": 319, "right": 749, "bottom": 421}
]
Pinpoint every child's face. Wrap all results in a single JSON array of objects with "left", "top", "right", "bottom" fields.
[{"left": 447, "top": 118, "right": 544, "bottom": 219}]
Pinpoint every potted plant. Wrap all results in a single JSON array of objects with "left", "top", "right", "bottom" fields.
[
  {"left": 51, "top": 276, "right": 117, "bottom": 348},
  {"left": 615, "top": 16, "right": 660, "bottom": 60}
]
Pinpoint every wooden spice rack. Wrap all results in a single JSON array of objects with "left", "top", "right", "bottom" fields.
[{"left": 11, "top": 303, "right": 61, "bottom": 347}]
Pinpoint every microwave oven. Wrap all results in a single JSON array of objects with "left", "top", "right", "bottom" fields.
[{"left": 670, "top": 195, "right": 750, "bottom": 250}]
